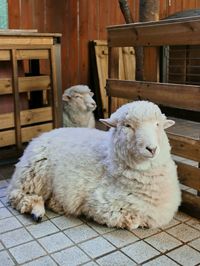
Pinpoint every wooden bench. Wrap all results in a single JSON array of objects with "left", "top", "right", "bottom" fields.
[{"left": 106, "top": 16, "right": 200, "bottom": 218}]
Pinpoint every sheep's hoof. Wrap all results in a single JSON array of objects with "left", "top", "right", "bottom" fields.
[{"left": 31, "top": 213, "right": 43, "bottom": 222}]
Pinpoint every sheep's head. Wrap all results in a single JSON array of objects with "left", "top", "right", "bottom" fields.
[
  {"left": 63, "top": 85, "right": 96, "bottom": 112},
  {"left": 100, "top": 101, "right": 175, "bottom": 164}
]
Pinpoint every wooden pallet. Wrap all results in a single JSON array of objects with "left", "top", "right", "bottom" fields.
[{"left": 107, "top": 16, "right": 200, "bottom": 218}]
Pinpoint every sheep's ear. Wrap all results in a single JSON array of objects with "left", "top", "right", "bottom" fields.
[
  {"left": 99, "top": 118, "right": 117, "bottom": 128},
  {"left": 163, "top": 119, "right": 175, "bottom": 129},
  {"left": 62, "top": 94, "right": 71, "bottom": 102}
]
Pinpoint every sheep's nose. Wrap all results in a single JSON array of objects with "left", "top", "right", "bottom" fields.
[{"left": 146, "top": 146, "right": 157, "bottom": 155}]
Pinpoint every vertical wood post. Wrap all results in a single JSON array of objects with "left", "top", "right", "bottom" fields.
[
  {"left": 49, "top": 41, "right": 62, "bottom": 128},
  {"left": 107, "top": 47, "right": 119, "bottom": 116},
  {"left": 11, "top": 49, "right": 22, "bottom": 150},
  {"left": 118, "top": 0, "right": 143, "bottom": 81},
  {"left": 53, "top": 40, "right": 62, "bottom": 127},
  {"left": 139, "top": 0, "right": 160, "bottom": 82}
]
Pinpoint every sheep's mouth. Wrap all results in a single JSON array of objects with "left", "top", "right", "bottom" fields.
[
  {"left": 87, "top": 105, "right": 96, "bottom": 111},
  {"left": 140, "top": 152, "right": 158, "bottom": 160}
]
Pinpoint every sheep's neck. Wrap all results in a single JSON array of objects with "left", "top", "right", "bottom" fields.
[{"left": 64, "top": 105, "right": 91, "bottom": 126}]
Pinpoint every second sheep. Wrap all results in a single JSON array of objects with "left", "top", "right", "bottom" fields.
[{"left": 63, "top": 85, "right": 96, "bottom": 128}]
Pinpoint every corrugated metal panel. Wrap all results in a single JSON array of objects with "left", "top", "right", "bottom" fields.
[{"left": 0, "top": 0, "right": 8, "bottom": 29}]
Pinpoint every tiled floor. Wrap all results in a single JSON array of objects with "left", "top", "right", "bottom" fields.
[{"left": 0, "top": 169, "right": 200, "bottom": 265}]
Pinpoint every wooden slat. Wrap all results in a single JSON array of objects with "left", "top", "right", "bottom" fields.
[
  {"left": 21, "top": 123, "right": 53, "bottom": 143},
  {"left": 0, "top": 107, "right": 52, "bottom": 130},
  {"left": 107, "top": 18, "right": 200, "bottom": 47},
  {"left": 0, "top": 123, "right": 53, "bottom": 147},
  {"left": 168, "top": 133, "right": 200, "bottom": 161},
  {"left": 109, "top": 16, "right": 200, "bottom": 29},
  {"left": 0, "top": 50, "right": 10, "bottom": 60},
  {"left": 106, "top": 79, "right": 200, "bottom": 111},
  {"left": 95, "top": 42, "right": 109, "bottom": 117},
  {"left": 177, "top": 161, "right": 200, "bottom": 190},
  {"left": 0, "top": 76, "right": 51, "bottom": 95},
  {"left": 0, "top": 130, "right": 15, "bottom": 147},
  {"left": 0, "top": 37, "right": 54, "bottom": 46},
  {"left": 180, "top": 190, "right": 200, "bottom": 219},
  {"left": 16, "top": 49, "right": 49, "bottom": 59}
]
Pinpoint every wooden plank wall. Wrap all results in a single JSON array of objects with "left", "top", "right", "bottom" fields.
[
  {"left": 7, "top": 0, "right": 137, "bottom": 92},
  {"left": 7, "top": 0, "right": 200, "bottom": 93}
]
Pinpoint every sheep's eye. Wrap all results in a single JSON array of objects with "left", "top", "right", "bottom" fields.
[
  {"left": 156, "top": 122, "right": 159, "bottom": 126},
  {"left": 125, "top": 123, "right": 131, "bottom": 128}
]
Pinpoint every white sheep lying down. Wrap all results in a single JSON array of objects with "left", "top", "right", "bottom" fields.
[
  {"left": 8, "top": 101, "right": 181, "bottom": 229},
  {"left": 62, "top": 85, "right": 96, "bottom": 128}
]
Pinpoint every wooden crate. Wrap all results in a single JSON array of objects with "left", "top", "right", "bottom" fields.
[
  {"left": 0, "top": 31, "right": 62, "bottom": 160},
  {"left": 107, "top": 16, "right": 200, "bottom": 218}
]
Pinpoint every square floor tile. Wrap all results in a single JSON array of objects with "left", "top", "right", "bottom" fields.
[
  {"left": 0, "top": 188, "right": 7, "bottom": 198},
  {"left": 104, "top": 229, "right": 139, "bottom": 248},
  {"left": 167, "top": 245, "right": 200, "bottom": 265},
  {"left": 0, "top": 250, "right": 15, "bottom": 266},
  {"left": 1, "top": 227, "right": 33, "bottom": 248},
  {"left": 52, "top": 246, "right": 90, "bottom": 266},
  {"left": 0, "top": 196, "right": 9, "bottom": 206},
  {"left": 0, "top": 207, "right": 12, "bottom": 219},
  {"left": 64, "top": 224, "right": 98, "bottom": 243},
  {"left": 0, "top": 216, "right": 22, "bottom": 234},
  {"left": 27, "top": 220, "right": 59, "bottom": 238},
  {"left": 160, "top": 219, "right": 180, "bottom": 230},
  {"left": 122, "top": 241, "right": 160, "bottom": 264},
  {"left": 188, "top": 238, "right": 200, "bottom": 251},
  {"left": 144, "top": 255, "right": 179, "bottom": 266},
  {"left": 0, "top": 180, "right": 8, "bottom": 189},
  {"left": 7, "top": 206, "right": 19, "bottom": 216},
  {"left": 174, "top": 212, "right": 191, "bottom": 222},
  {"left": 51, "top": 215, "right": 82, "bottom": 230},
  {"left": 9, "top": 241, "right": 46, "bottom": 264},
  {"left": 167, "top": 223, "right": 200, "bottom": 243},
  {"left": 97, "top": 251, "right": 136, "bottom": 265},
  {"left": 145, "top": 232, "right": 182, "bottom": 253},
  {"left": 79, "top": 236, "right": 115, "bottom": 258},
  {"left": 132, "top": 228, "right": 161, "bottom": 239},
  {"left": 45, "top": 209, "right": 60, "bottom": 219},
  {"left": 186, "top": 218, "right": 200, "bottom": 231},
  {"left": 23, "top": 255, "right": 57, "bottom": 266},
  {"left": 38, "top": 232, "right": 73, "bottom": 253}
]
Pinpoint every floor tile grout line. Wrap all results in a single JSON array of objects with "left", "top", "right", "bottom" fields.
[
  {"left": 0, "top": 176, "right": 200, "bottom": 265},
  {"left": 11, "top": 214, "right": 70, "bottom": 265}
]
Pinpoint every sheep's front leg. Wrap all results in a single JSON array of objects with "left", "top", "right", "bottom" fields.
[
  {"left": 120, "top": 213, "right": 142, "bottom": 230},
  {"left": 30, "top": 196, "right": 45, "bottom": 221},
  {"left": 8, "top": 189, "right": 45, "bottom": 222},
  {"left": 108, "top": 211, "right": 149, "bottom": 231}
]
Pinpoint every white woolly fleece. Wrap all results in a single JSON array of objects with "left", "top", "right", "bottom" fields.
[{"left": 8, "top": 101, "right": 181, "bottom": 230}]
